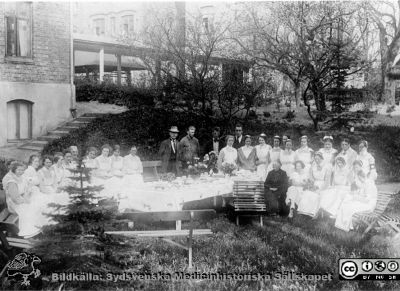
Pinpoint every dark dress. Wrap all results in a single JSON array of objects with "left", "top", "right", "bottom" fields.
[{"left": 264, "top": 168, "right": 289, "bottom": 215}]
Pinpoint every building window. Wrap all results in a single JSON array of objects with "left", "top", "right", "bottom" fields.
[
  {"left": 122, "top": 15, "right": 134, "bottom": 35},
  {"left": 5, "top": 2, "right": 32, "bottom": 58},
  {"left": 93, "top": 18, "right": 105, "bottom": 36},
  {"left": 203, "top": 17, "right": 209, "bottom": 31},
  {"left": 110, "top": 17, "right": 116, "bottom": 36}
]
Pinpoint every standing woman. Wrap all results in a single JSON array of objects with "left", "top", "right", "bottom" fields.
[
  {"left": 336, "top": 138, "right": 357, "bottom": 171},
  {"left": 237, "top": 135, "right": 257, "bottom": 171},
  {"left": 335, "top": 169, "right": 377, "bottom": 232},
  {"left": 297, "top": 151, "right": 332, "bottom": 218},
  {"left": 280, "top": 139, "right": 296, "bottom": 177},
  {"left": 319, "top": 156, "right": 351, "bottom": 218},
  {"left": 217, "top": 135, "right": 238, "bottom": 172},
  {"left": 295, "top": 135, "right": 314, "bottom": 172},
  {"left": 286, "top": 160, "right": 309, "bottom": 218},
  {"left": 255, "top": 133, "right": 272, "bottom": 180},
  {"left": 23, "top": 154, "right": 41, "bottom": 196},
  {"left": 319, "top": 136, "right": 337, "bottom": 166},
  {"left": 266, "top": 135, "right": 282, "bottom": 174},
  {"left": 356, "top": 140, "right": 378, "bottom": 181}
]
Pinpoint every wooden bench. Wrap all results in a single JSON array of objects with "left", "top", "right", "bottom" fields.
[
  {"left": 142, "top": 160, "right": 162, "bottom": 182},
  {"left": 353, "top": 192, "right": 395, "bottom": 235},
  {"left": 105, "top": 209, "right": 216, "bottom": 268},
  {"left": 233, "top": 181, "right": 266, "bottom": 226}
]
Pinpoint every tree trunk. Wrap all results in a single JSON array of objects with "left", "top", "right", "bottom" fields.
[
  {"left": 384, "top": 74, "right": 396, "bottom": 105},
  {"left": 294, "top": 82, "right": 301, "bottom": 108}
]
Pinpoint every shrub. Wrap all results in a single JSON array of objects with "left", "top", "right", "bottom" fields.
[
  {"left": 263, "top": 111, "right": 271, "bottom": 118},
  {"left": 386, "top": 105, "right": 396, "bottom": 114},
  {"left": 283, "top": 110, "right": 295, "bottom": 121},
  {"left": 75, "top": 82, "right": 157, "bottom": 108}
]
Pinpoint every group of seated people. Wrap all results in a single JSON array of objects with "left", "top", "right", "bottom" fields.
[
  {"left": 1, "top": 132, "right": 378, "bottom": 237},
  {"left": 252, "top": 135, "right": 378, "bottom": 232},
  {"left": 1, "top": 144, "right": 144, "bottom": 238}
]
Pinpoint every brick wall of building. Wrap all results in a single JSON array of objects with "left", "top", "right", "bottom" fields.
[{"left": 0, "top": 2, "right": 71, "bottom": 83}]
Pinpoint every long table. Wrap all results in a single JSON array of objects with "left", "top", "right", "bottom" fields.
[{"left": 117, "top": 173, "right": 263, "bottom": 213}]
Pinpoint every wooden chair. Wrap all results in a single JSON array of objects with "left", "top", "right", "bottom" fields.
[
  {"left": 353, "top": 192, "right": 395, "bottom": 235},
  {"left": 233, "top": 181, "right": 266, "bottom": 226},
  {"left": 105, "top": 209, "right": 216, "bottom": 268},
  {"left": 142, "top": 160, "right": 162, "bottom": 182}
]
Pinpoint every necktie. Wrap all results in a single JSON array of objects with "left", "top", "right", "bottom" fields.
[{"left": 172, "top": 139, "right": 176, "bottom": 153}]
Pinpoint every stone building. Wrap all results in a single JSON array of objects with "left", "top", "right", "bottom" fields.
[{"left": 0, "top": 2, "right": 74, "bottom": 146}]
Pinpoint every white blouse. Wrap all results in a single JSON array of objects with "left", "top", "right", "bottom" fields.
[{"left": 123, "top": 155, "right": 143, "bottom": 175}]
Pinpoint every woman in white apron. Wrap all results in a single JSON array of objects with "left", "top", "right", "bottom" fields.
[
  {"left": 122, "top": 146, "right": 144, "bottom": 189},
  {"left": 266, "top": 135, "right": 282, "bottom": 175},
  {"left": 255, "top": 133, "right": 271, "bottom": 180},
  {"left": 217, "top": 135, "right": 238, "bottom": 173},
  {"left": 23, "top": 154, "right": 41, "bottom": 196},
  {"left": 93, "top": 144, "right": 113, "bottom": 198},
  {"left": 297, "top": 151, "right": 332, "bottom": 217},
  {"left": 286, "top": 160, "right": 310, "bottom": 218},
  {"left": 319, "top": 156, "right": 351, "bottom": 217},
  {"left": 280, "top": 139, "right": 296, "bottom": 177},
  {"left": 319, "top": 135, "right": 337, "bottom": 166},
  {"left": 295, "top": 135, "right": 314, "bottom": 172},
  {"left": 356, "top": 140, "right": 378, "bottom": 181}
]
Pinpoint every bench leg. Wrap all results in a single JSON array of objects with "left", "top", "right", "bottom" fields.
[
  {"left": 236, "top": 216, "right": 239, "bottom": 226},
  {"left": 260, "top": 216, "right": 263, "bottom": 227},
  {"left": 176, "top": 221, "right": 181, "bottom": 231},
  {"left": 363, "top": 219, "right": 377, "bottom": 236}
]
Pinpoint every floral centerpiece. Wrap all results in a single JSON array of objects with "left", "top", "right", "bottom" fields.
[
  {"left": 159, "top": 172, "right": 176, "bottom": 182},
  {"left": 203, "top": 151, "right": 218, "bottom": 174},
  {"left": 221, "top": 162, "right": 237, "bottom": 176},
  {"left": 185, "top": 157, "right": 208, "bottom": 178}
]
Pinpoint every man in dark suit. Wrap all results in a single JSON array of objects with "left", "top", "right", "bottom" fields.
[
  {"left": 233, "top": 123, "right": 245, "bottom": 149},
  {"left": 159, "top": 126, "right": 180, "bottom": 175},
  {"left": 202, "top": 126, "right": 224, "bottom": 156}
]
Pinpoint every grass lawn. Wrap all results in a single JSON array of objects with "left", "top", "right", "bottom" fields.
[{"left": 33, "top": 215, "right": 400, "bottom": 290}]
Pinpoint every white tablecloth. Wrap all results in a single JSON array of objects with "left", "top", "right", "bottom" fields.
[{"left": 117, "top": 172, "right": 262, "bottom": 212}]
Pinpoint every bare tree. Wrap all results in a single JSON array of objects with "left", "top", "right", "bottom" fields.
[{"left": 234, "top": 1, "right": 370, "bottom": 130}]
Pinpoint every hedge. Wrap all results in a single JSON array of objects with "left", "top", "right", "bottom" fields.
[
  {"left": 41, "top": 107, "right": 400, "bottom": 182},
  {"left": 76, "top": 82, "right": 157, "bottom": 108}
]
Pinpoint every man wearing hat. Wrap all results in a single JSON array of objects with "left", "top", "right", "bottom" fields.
[{"left": 159, "top": 126, "right": 181, "bottom": 175}]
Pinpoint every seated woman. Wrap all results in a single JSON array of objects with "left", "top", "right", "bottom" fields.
[
  {"left": 266, "top": 135, "right": 282, "bottom": 175},
  {"left": 295, "top": 135, "right": 314, "bottom": 172},
  {"left": 122, "top": 146, "right": 144, "bottom": 188},
  {"left": 38, "top": 156, "right": 70, "bottom": 206},
  {"left": 335, "top": 167, "right": 377, "bottom": 232},
  {"left": 255, "top": 133, "right": 271, "bottom": 180},
  {"left": 237, "top": 135, "right": 256, "bottom": 171},
  {"left": 217, "top": 135, "right": 238, "bottom": 173},
  {"left": 23, "top": 154, "right": 41, "bottom": 196},
  {"left": 51, "top": 154, "right": 72, "bottom": 190},
  {"left": 83, "top": 147, "right": 98, "bottom": 170},
  {"left": 93, "top": 144, "right": 113, "bottom": 197},
  {"left": 106, "top": 145, "right": 125, "bottom": 195},
  {"left": 319, "top": 157, "right": 351, "bottom": 217},
  {"left": 264, "top": 160, "right": 289, "bottom": 216},
  {"left": 319, "top": 136, "right": 337, "bottom": 166},
  {"left": 2, "top": 162, "right": 47, "bottom": 238},
  {"left": 280, "top": 139, "right": 296, "bottom": 177},
  {"left": 286, "top": 160, "right": 309, "bottom": 218},
  {"left": 357, "top": 140, "right": 378, "bottom": 181},
  {"left": 297, "top": 151, "right": 332, "bottom": 218}
]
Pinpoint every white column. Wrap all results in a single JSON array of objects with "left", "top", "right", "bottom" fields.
[
  {"left": 116, "top": 54, "right": 122, "bottom": 85},
  {"left": 99, "top": 48, "right": 104, "bottom": 83}
]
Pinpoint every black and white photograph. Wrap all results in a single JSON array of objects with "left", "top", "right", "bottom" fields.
[{"left": 0, "top": 0, "right": 399, "bottom": 289}]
